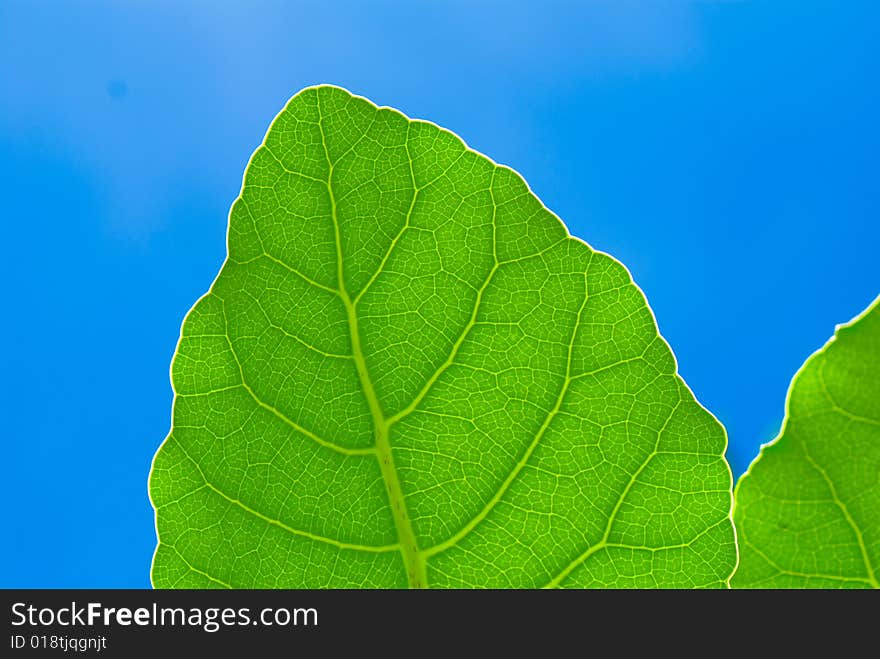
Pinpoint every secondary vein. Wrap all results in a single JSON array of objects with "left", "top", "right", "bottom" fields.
[
  {"left": 423, "top": 268, "right": 590, "bottom": 559},
  {"left": 175, "top": 441, "right": 396, "bottom": 553}
]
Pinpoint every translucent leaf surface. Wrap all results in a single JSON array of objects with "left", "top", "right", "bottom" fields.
[
  {"left": 149, "top": 85, "right": 736, "bottom": 588},
  {"left": 733, "top": 296, "right": 880, "bottom": 588}
]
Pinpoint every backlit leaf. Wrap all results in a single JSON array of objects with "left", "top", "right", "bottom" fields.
[
  {"left": 149, "top": 85, "right": 736, "bottom": 588},
  {"left": 733, "top": 296, "right": 880, "bottom": 588}
]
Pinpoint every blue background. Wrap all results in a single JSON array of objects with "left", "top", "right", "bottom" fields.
[{"left": 1, "top": 2, "right": 877, "bottom": 588}]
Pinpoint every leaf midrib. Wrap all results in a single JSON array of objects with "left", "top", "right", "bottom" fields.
[{"left": 317, "top": 98, "right": 427, "bottom": 588}]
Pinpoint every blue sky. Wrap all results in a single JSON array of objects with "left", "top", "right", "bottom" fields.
[{"left": 1, "top": 2, "right": 877, "bottom": 587}]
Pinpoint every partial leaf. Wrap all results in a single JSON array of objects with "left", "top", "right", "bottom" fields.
[
  {"left": 733, "top": 296, "right": 880, "bottom": 588},
  {"left": 149, "top": 85, "right": 736, "bottom": 588}
]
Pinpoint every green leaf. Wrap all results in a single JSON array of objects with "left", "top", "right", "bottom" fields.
[
  {"left": 149, "top": 85, "right": 736, "bottom": 588},
  {"left": 732, "top": 296, "right": 880, "bottom": 588}
]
